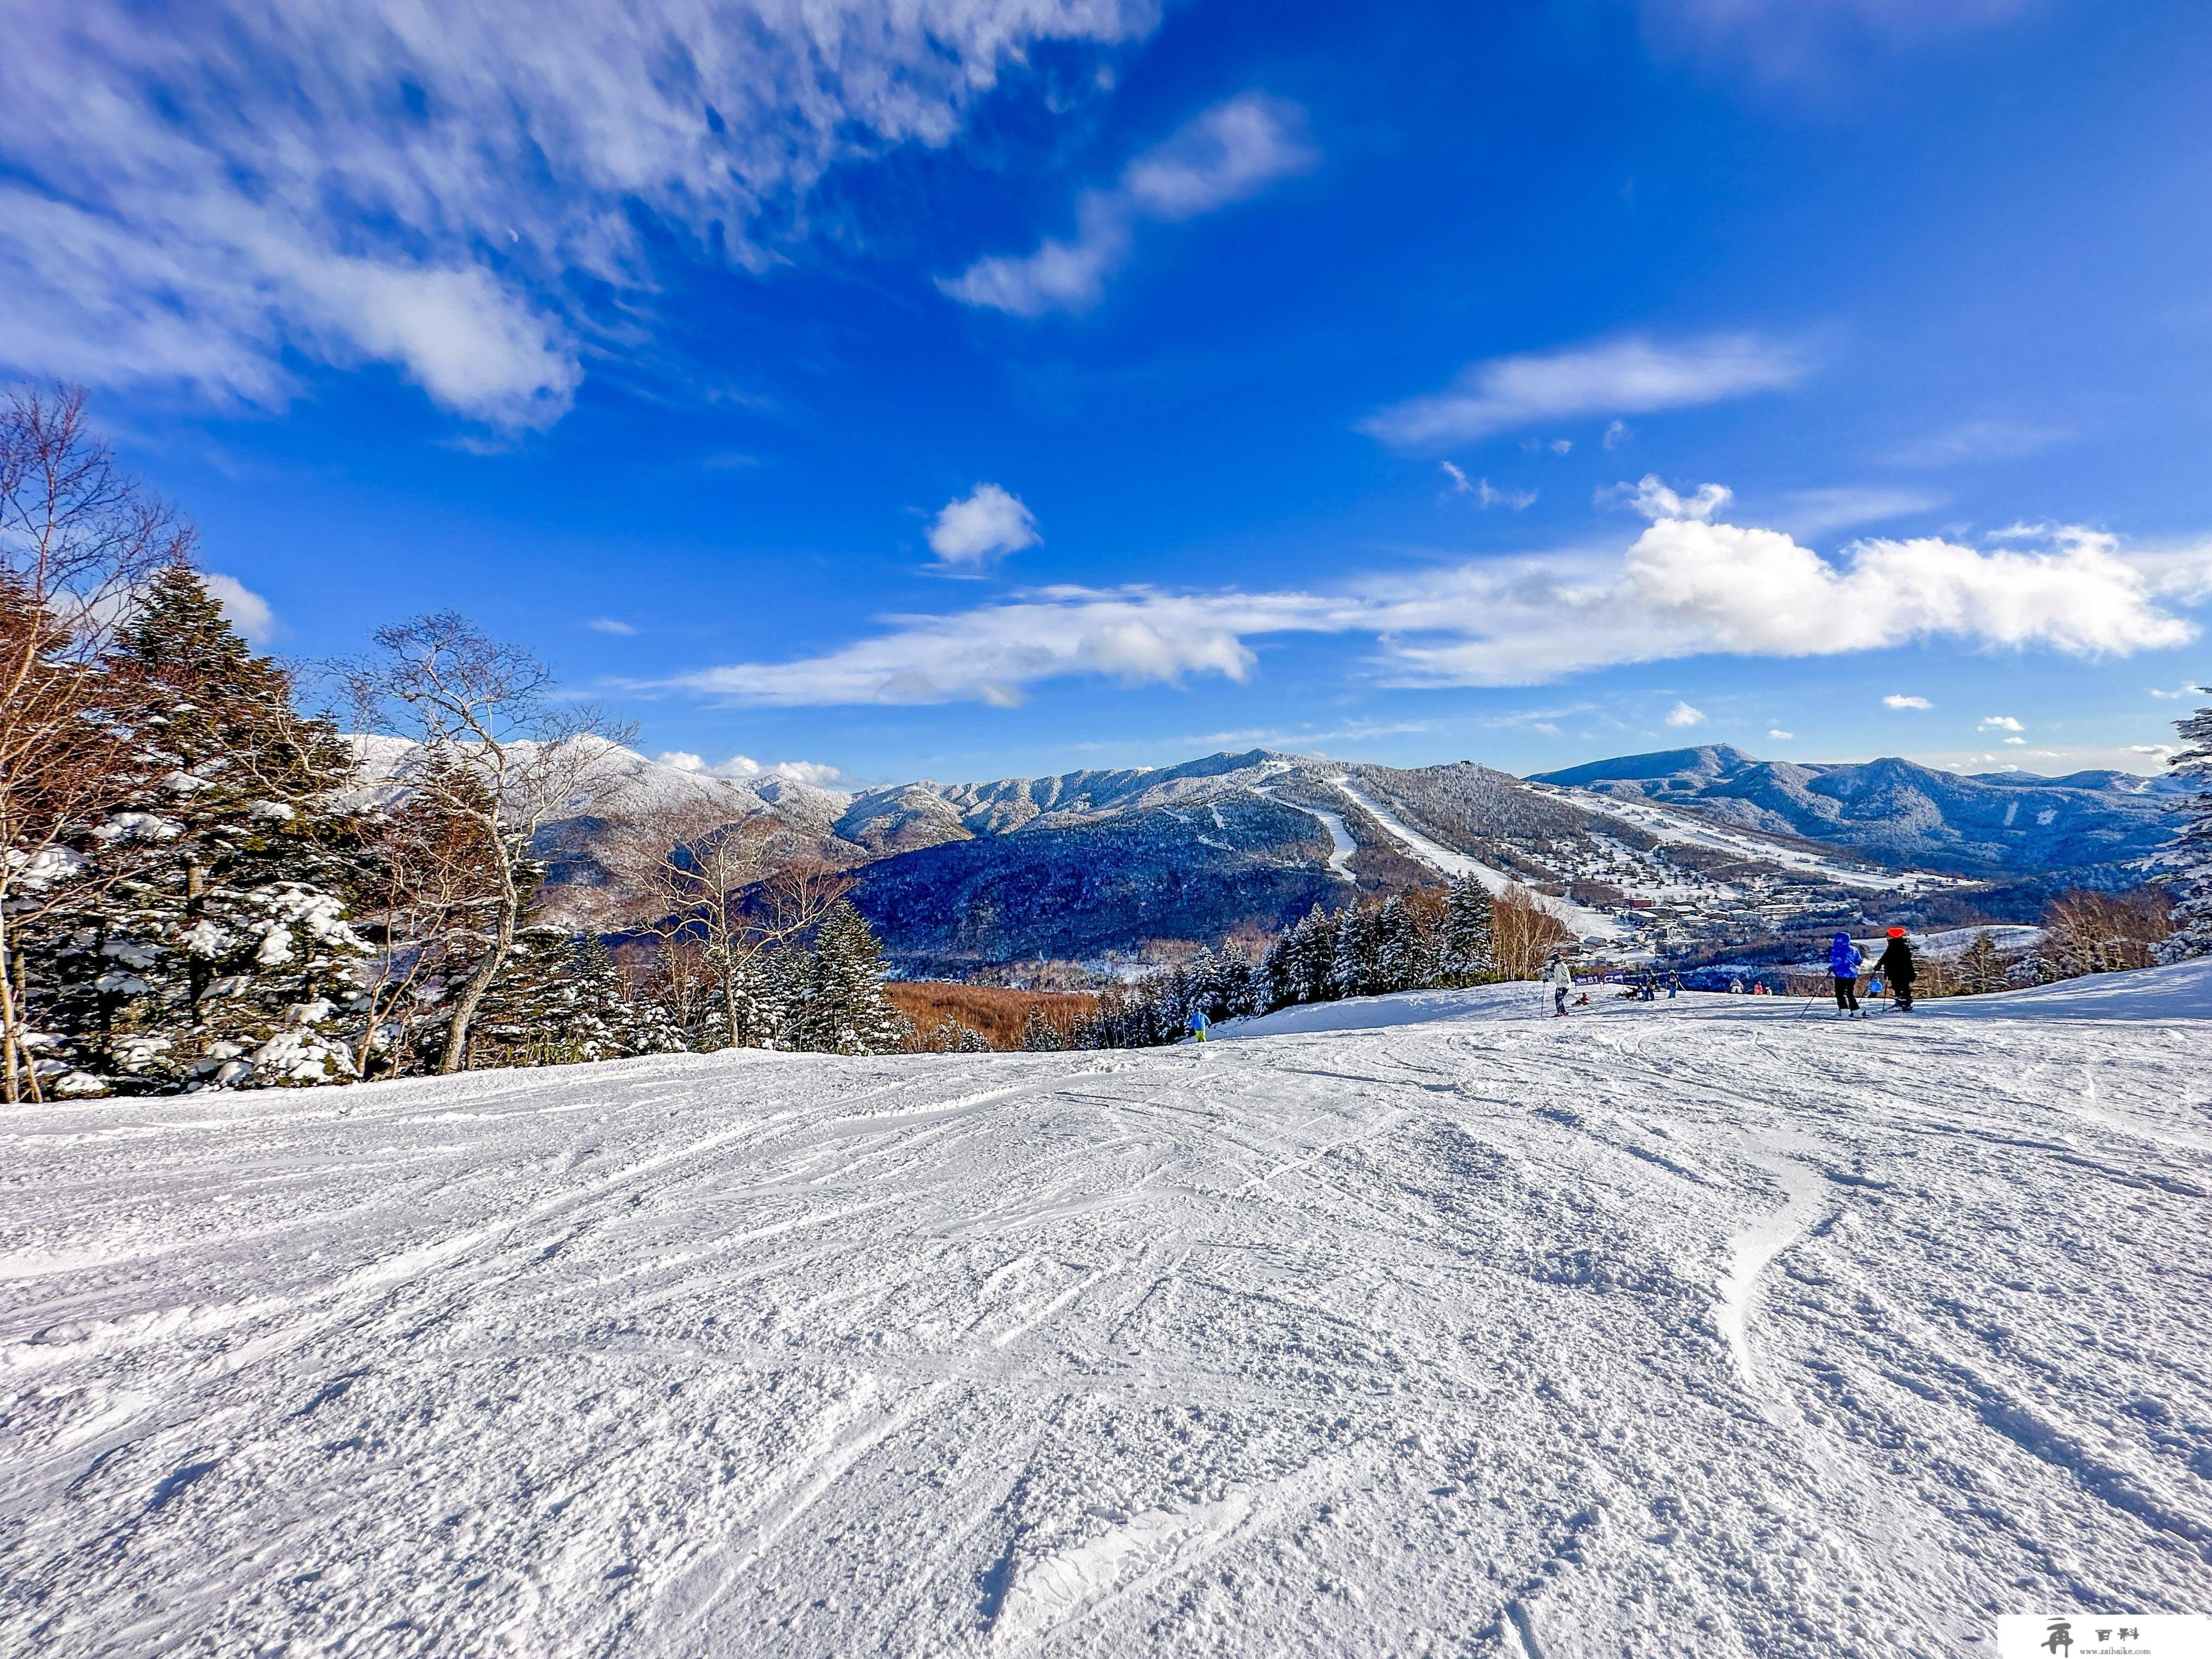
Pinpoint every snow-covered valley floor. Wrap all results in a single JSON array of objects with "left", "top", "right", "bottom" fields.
[{"left": 6, "top": 970, "right": 2212, "bottom": 1657}]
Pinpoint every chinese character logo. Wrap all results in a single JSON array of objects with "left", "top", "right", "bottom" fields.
[{"left": 2042, "top": 1622, "right": 2073, "bottom": 1656}]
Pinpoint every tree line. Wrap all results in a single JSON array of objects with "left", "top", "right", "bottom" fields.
[{"left": 0, "top": 388, "right": 918, "bottom": 1101}]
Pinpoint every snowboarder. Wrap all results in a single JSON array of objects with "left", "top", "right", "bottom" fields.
[
  {"left": 1546, "top": 956, "right": 1573, "bottom": 1016},
  {"left": 1666, "top": 973, "right": 1681, "bottom": 998},
  {"left": 1186, "top": 1008, "right": 1211, "bottom": 1042},
  {"left": 1874, "top": 928, "right": 1917, "bottom": 1011},
  {"left": 1829, "top": 932, "right": 1865, "bottom": 1017},
  {"left": 1728, "top": 977, "right": 1744, "bottom": 995}
]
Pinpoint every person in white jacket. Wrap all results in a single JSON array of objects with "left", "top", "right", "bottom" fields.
[{"left": 1547, "top": 956, "right": 1574, "bottom": 1017}]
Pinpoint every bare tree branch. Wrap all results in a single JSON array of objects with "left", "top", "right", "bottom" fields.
[{"left": 338, "top": 613, "right": 635, "bottom": 1073}]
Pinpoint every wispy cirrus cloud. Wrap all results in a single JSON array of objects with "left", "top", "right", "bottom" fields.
[
  {"left": 1882, "top": 417, "right": 2071, "bottom": 467},
  {"left": 1769, "top": 484, "right": 1948, "bottom": 537},
  {"left": 1640, "top": 0, "right": 2036, "bottom": 80},
  {"left": 939, "top": 93, "right": 1314, "bottom": 318},
  {"left": 654, "top": 489, "right": 2205, "bottom": 706},
  {"left": 1440, "top": 462, "right": 1535, "bottom": 510},
  {"left": 0, "top": 1, "right": 1155, "bottom": 428},
  {"left": 1363, "top": 334, "right": 1808, "bottom": 449}
]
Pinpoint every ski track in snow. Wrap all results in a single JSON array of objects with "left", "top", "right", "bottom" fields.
[{"left": 7, "top": 968, "right": 2212, "bottom": 1656}]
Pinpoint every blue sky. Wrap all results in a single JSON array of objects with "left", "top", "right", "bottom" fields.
[{"left": 6, "top": 0, "right": 2211, "bottom": 789}]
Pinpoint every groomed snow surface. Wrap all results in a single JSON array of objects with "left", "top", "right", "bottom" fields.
[{"left": 7, "top": 967, "right": 2212, "bottom": 1656}]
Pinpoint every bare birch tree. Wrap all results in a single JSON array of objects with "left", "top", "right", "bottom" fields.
[
  {"left": 339, "top": 614, "right": 634, "bottom": 1074},
  {"left": 1489, "top": 882, "right": 1576, "bottom": 979},
  {"left": 603, "top": 795, "right": 848, "bottom": 1049},
  {"left": 0, "top": 386, "right": 193, "bottom": 1101}
]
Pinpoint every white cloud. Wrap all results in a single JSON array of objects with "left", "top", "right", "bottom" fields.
[
  {"left": 1609, "top": 473, "right": 1733, "bottom": 523},
  {"left": 1884, "top": 695, "right": 1933, "bottom": 710},
  {"left": 2126, "top": 744, "right": 2175, "bottom": 757},
  {"left": 2150, "top": 684, "right": 2205, "bottom": 699},
  {"left": 1663, "top": 701, "right": 1706, "bottom": 728},
  {"left": 1362, "top": 334, "right": 1807, "bottom": 449},
  {"left": 1978, "top": 715, "right": 2024, "bottom": 732},
  {"left": 653, "top": 751, "right": 843, "bottom": 786},
  {"left": 940, "top": 93, "right": 1312, "bottom": 317},
  {"left": 667, "top": 586, "right": 1353, "bottom": 707},
  {"left": 927, "top": 483, "right": 1041, "bottom": 571},
  {"left": 202, "top": 572, "right": 277, "bottom": 644},
  {"left": 589, "top": 618, "right": 638, "bottom": 636},
  {"left": 0, "top": 1, "right": 1154, "bottom": 427},
  {"left": 661, "top": 492, "right": 2205, "bottom": 704},
  {"left": 2002, "top": 736, "right": 2025, "bottom": 744},
  {"left": 1549, "top": 439, "right": 1573, "bottom": 455},
  {"left": 1767, "top": 729, "right": 1792, "bottom": 739},
  {"left": 1641, "top": 0, "right": 2033, "bottom": 80},
  {"left": 1602, "top": 420, "right": 1630, "bottom": 450},
  {"left": 1441, "top": 463, "right": 1535, "bottom": 510},
  {"left": 1771, "top": 486, "right": 1947, "bottom": 538},
  {"left": 1883, "top": 417, "right": 2070, "bottom": 468}
]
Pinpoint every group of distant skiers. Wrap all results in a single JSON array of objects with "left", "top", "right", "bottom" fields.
[{"left": 1543, "top": 927, "right": 1918, "bottom": 1018}]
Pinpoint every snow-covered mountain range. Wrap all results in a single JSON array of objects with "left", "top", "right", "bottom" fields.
[
  {"left": 1531, "top": 744, "right": 2183, "bottom": 879},
  {"left": 489, "top": 742, "right": 2183, "bottom": 972}
]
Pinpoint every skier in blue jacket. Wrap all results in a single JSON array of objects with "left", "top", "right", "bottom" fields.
[{"left": 1828, "top": 933, "right": 1865, "bottom": 1017}]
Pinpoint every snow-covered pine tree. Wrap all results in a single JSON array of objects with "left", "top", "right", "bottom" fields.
[
  {"left": 464, "top": 922, "right": 578, "bottom": 1067},
  {"left": 1441, "top": 875, "right": 1495, "bottom": 985},
  {"left": 467, "top": 927, "right": 691, "bottom": 1067},
  {"left": 570, "top": 933, "right": 687, "bottom": 1058},
  {"left": 1257, "top": 932, "right": 1293, "bottom": 1012},
  {"left": 31, "top": 568, "right": 370, "bottom": 1094},
  {"left": 798, "top": 900, "right": 903, "bottom": 1054},
  {"left": 1328, "top": 905, "right": 1373, "bottom": 1001},
  {"left": 1021, "top": 1007, "right": 1066, "bottom": 1051},
  {"left": 2159, "top": 697, "right": 2212, "bottom": 960},
  {"left": 1374, "top": 894, "right": 1425, "bottom": 993},
  {"left": 1956, "top": 930, "right": 2007, "bottom": 995},
  {"left": 1276, "top": 904, "right": 1327, "bottom": 1005}
]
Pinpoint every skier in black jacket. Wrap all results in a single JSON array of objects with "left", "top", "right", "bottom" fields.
[{"left": 1873, "top": 928, "right": 1916, "bottom": 1011}]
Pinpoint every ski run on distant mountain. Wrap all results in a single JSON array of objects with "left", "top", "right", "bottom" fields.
[{"left": 513, "top": 743, "right": 2186, "bottom": 974}]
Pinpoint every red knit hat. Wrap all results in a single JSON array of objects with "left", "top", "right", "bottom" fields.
[{"left": 1887, "top": 927, "right": 1905, "bottom": 938}]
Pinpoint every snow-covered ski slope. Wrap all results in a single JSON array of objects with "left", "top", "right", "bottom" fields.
[
  {"left": 7, "top": 967, "right": 2212, "bottom": 1657},
  {"left": 1525, "top": 780, "right": 1940, "bottom": 893}
]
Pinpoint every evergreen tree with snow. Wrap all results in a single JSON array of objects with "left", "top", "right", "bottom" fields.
[
  {"left": 31, "top": 569, "right": 370, "bottom": 1093},
  {"left": 2159, "top": 697, "right": 2212, "bottom": 960},
  {"left": 570, "top": 934, "right": 687, "bottom": 1058},
  {"left": 1374, "top": 894, "right": 1427, "bottom": 993},
  {"left": 1328, "top": 905, "right": 1374, "bottom": 1000},
  {"left": 1275, "top": 904, "right": 1330, "bottom": 1005},
  {"left": 1441, "top": 876, "right": 1495, "bottom": 985},
  {"left": 797, "top": 901, "right": 903, "bottom": 1054},
  {"left": 1956, "top": 930, "right": 2007, "bottom": 995},
  {"left": 1258, "top": 932, "right": 1293, "bottom": 1011},
  {"left": 465, "top": 922, "right": 578, "bottom": 1066}
]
